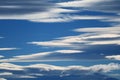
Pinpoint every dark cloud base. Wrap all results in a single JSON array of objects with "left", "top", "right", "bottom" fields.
[{"left": 0, "top": 0, "right": 54, "bottom": 15}]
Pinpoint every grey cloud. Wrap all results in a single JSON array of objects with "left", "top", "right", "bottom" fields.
[
  {"left": 0, "top": 0, "right": 55, "bottom": 15},
  {"left": 87, "top": 0, "right": 120, "bottom": 14},
  {"left": 0, "top": 0, "right": 119, "bottom": 23}
]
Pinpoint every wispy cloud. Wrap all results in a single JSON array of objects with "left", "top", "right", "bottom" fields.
[
  {"left": 0, "top": 37, "right": 4, "bottom": 38},
  {"left": 27, "top": 25, "right": 120, "bottom": 61},
  {"left": 106, "top": 55, "right": 120, "bottom": 60},
  {"left": 0, "top": 0, "right": 54, "bottom": 15},
  {"left": 0, "top": 50, "right": 83, "bottom": 62},
  {"left": 29, "top": 26, "right": 120, "bottom": 47},
  {"left": 0, "top": 48, "right": 18, "bottom": 51},
  {"left": 0, "top": 0, "right": 119, "bottom": 22},
  {"left": 0, "top": 72, "right": 13, "bottom": 76},
  {"left": 0, "top": 63, "right": 119, "bottom": 79},
  {"left": 74, "top": 26, "right": 120, "bottom": 34},
  {"left": 0, "top": 78, "right": 7, "bottom": 80},
  {"left": 58, "top": 0, "right": 120, "bottom": 14},
  {"left": 55, "top": 50, "right": 83, "bottom": 54},
  {"left": 0, "top": 55, "right": 4, "bottom": 58}
]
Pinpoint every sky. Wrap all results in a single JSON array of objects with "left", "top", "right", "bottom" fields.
[{"left": 0, "top": 0, "right": 120, "bottom": 80}]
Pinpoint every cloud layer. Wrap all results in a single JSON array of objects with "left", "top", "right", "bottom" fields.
[
  {"left": 0, "top": 25, "right": 119, "bottom": 62},
  {"left": 0, "top": 0, "right": 119, "bottom": 22},
  {"left": 0, "top": 0, "right": 54, "bottom": 15},
  {"left": 0, "top": 63, "right": 119, "bottom": 80}
]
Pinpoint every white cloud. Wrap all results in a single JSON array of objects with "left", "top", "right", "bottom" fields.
[
  {"left": 0, "top": 55, "right": 4, "bottom": 58},
  {"left": 28, "top": 26, "right": 120, "bottom": 48},
  {"left": 0, "top": 13, "right": 107, "bottom": 23},
  {"left": 14, "top": 75, "right": 36, "bottom": 79},
  {"left": 89, "top": 40, "right": 120, "bottom": 45},
  {"left": 89, "top": 63, "right": 120, "bottom": 73},
  {"left": 0, "top": 72, "right": 13, "bottom": 76},
  {"left": 25, "top": 26, "right": 120, "bottom": 61},
  {"left": 26, "top": 64, "right": 66, "bottom": 71},
  {"left": 10, "top": 52, "right": 52, "bottom": 61},
  {"left": 0, "top": 49, "right": 83, "bottom": 62},
  {"left": 74, "top": 26, "right": 120, "bottom": 45},
  {"left": 0, "top": 63, "right": 119, "bottom": 73},
  {"left": 57, "top": 0, "right": 104, "bottom": 7},
  {"left": 0, "top": 0, "right": 116, "bottom": 23},
  {"left": 28, "top": 41, "right": 72, "bottom": 47},
  {"left": 55, "top": 50, "right": 83, "bottom": 54},
  {"left": 0, "top": 63, "right": 23, "bottom": 70},
  {"left": 58, "top": 0, "right": 120, "bottom": 13},
  {"left": 106, "top": 55, "right": 120, "bottom": 60},
  {"left": 0, "top": 78, "right": 7, "bottom": 80},
  {"left": 0, "top": 63, "right": 119, "bottom": 79},
  {"left": 0, "top": 6, "right": 21, "bottom": 9},
  {"left": 74, "top": 26, "right": 120, "bottom": 34},
  {"left": 0, "top": 62, "right": 119, "bottom": 73},
  {"left": 0, "top": 48, "right": 18, "bottom": 51}
]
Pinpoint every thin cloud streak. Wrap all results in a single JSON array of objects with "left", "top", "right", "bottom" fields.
[
  {"left": 0, "top": 48, "right": 18, "bottom": 51},
  {"left": 106, "top": 55, "right": 120, "bottom": 60},
  {"left": 0, "top": 50, "right": 83, "bottom": 62}
]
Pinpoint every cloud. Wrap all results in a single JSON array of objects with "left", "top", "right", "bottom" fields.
[
  {"left": 29, "top": 26, "right": 120, "bottom": 47},
  {"left": 0, "top": 13, "right": 108, "bottom": 23},
  {"left": 0, "top": 37, "right": 4, "bottom": 38},
  {"left": 106, "top": 55, "right": 120, "bottom": 60},
  {"left": 0, "top": 63, "right": 23, "bottom": 70},
  {"left": 55, "top": 50, "right": 83, "bottom": 54},
  {"left": 57, "top": 0, "right": 104, "bottom": 7},
  {"left": 58, "top": 0, "right": 120, "bottom": 13},
  {"left": 88, "top": 40, "right": 120, "bottom": 45},
  {"left": 74, "top": 26, "right": 120, "bottom": 45},
  {"left": 74, "top": 26, "right": 120, "bottom": 34},
  {"left": 0, "top": 78, "right": 7, "bottom": 80},
  {"left": 26, "top": 25, "right": 120, "bottom": 61},
  {"left": 0, "top": 48, "right": 18, "bottom": 51},
  {"left": 0, "top": 55, "right": 4, "bottom": 58},
  {"left": 0, "top": 0, "right": 119, "bottom": 22},
  {"left": 0, "top": 0, "right": 54, "bottom": 15},
  {"left": 0, "top": 72, "right": 13, "bottom": 76},
  {"left": 0, "top": 50, "right": 83, "bottom": 62},
  {"left": 89, "top": 63, "right": 120, "bottom": 73},
  {"left": 0, "top": 63, "right": 119, "bottom": 80}
]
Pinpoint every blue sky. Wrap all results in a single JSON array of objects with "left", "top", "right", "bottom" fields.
[{"left": 0, "top": 0, "right": 120, "bottom": 80}]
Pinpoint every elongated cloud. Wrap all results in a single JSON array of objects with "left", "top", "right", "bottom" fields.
[
  {"left": 0, "top": 48, "right": 18, "bottom": 51},
  {"left": 0, "top": 78, "right": 7, "bottom": 80},
  {"left": 74, "top": 26, "right": 120, "bottom": 34},
  {"left": 0, "top": 55, "right": 4, "bottom": 58},
  {"left": 0, "top": 0, "right": 119, "bottom": 22},
  {"left": 0, "top": 37, "right": 4, "bottom": 38},
  {"left": 58, "top": 0, "right": 120, "bottom": 13},
  {"left": 0, "top": 63, "right": 119, "bottom": 80},
  {"left": 29, "top": 26, "right": 120, "bottom": 47},
  {"left": 0, "top": 50, "right": 83, "bottom": 62},
  {"left": 0, "top": 72, "right": 13, "bottom": 76},
  {"left": 0, "top": 0, "right": 54, "bottom": 15},
  {"left": 27, "top": 25, "right": 120, "bottom": 61},
  {"left": 106, "top": 55, "right": 120, "bottom": 60},
  {"left": 55, "top": 50, "right": 83, "bottom": 54}
]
